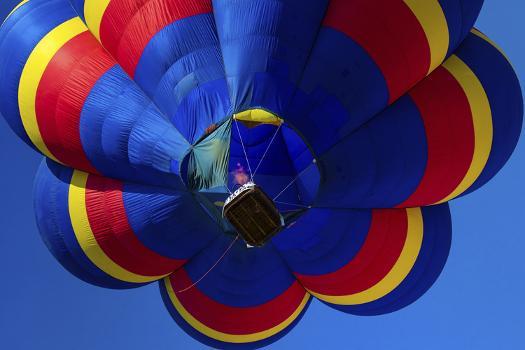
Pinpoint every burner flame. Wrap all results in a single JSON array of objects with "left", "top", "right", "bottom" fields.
[{"left": 232, "top": 162, "right": 250, "bottom": 186}]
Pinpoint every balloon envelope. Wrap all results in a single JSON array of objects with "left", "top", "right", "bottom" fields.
[{"left": 0, "top": 0, "right": 522, "bottom": 349}]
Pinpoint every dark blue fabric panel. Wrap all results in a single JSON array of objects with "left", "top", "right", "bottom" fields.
[
  {"left": 249, "top": 63, "right": 298, "bottom": 117},
  {"left": 330, "top": 204, "right": 452, "bottom": 315},
  {"left": 315, "top": 95, "right": 428, "bottom": 209},
  {"left": 67, "top": 0, "right": 85, "bottom": 22},
  {"left": 0, "top": 0, "right": 76, "bottom": 149},
  {"left": 122, "top": 182, "right": 222, "bottom": 260},
  {"left": 230, "top": 123, "right": 295, "bottom": 177},
  {"left": 213, "top": 0, "right": 329, "bottom": 112},
  {"left": 280, "top": 126, "right": 319, "bottom": 203},
  {"left": 34, "top": 159, "right": 139, "bottom": 289},
  {"left": 184, "top": 235, "right": 296, "bottom": 307},
  {"left": 272, "top": 208, "right": 371, "bottom": 275},
  {"left": 280, "top": 125, "right": 314, "bottom": 173},
  {"left": 286, "top": 27, "right": 389, "bottom": 155},
  {"left": 228, "top": 122, "right": 318, "bottom": 205},
  {"left": 455, "top": 33, "right": 523, "bottom": 194},
  {"left": 438, "top": 0, "right": 484, "bottom": 56}
]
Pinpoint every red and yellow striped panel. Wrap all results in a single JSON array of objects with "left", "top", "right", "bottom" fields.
[
  {"left": 18, "top": 15, "right": 121, "bottom": 174},
  {"left": 399, "top": 54, "right": 492, "bottom": 207},
  {"left": 18, "top": 17, "right": 87, "bottom": 163},
  {"left": 297, "top": 208, "right": 423, "bottom": 305},
  {"left": 403, "top": 0, "right": 449, "bottom": 72},
  {"left": 68, "top": 170, "right": 185, "bottom": 283},
  {"left": 35, "top": 30, "right": 115, "bottom": 174},
  {"left": 163, "top": 271, "right": 310, "bottom": 343},
  {"left": 323, "top": 0, "right": 448, "bottom": 103},
  {"left": 84, "top": 0, "right": 212, "bottom": 77}
]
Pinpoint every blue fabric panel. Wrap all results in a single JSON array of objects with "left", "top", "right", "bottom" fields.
[
  {"left": 330, "top": 204, "right": 452, "bottom": 315},
  {"left": 286, "top": 27, "right": 389, "bottom": 155},
  {"left": 34, "top": 159, "right": 139, "bottom": 289},
  {"left": 455, "top": 33, "right": 523, "bottom": 194},
  {"left": 134, "top": 14, "right": 231, "bottom": 143},
  {"left": 79, "top": 65, "right": 190, "bottom": 188},
  {"left": 280, "top": 125, "right": 315, "bottom": 173},
  {"left": 228, "top": 122, "right": 318, "bottom": 205},
  {"left": 212, "top": 0, "right": 329, "bottom": 112},
  {"left": 159, "top": 279, "right": 311, "bottom": 350},
  {"left": 67, "top": 0, "right": 86, "bottom": 22},
  {"left": 135, "top": 14, "right": 220, "bottom": 98},
  {"left": 249, "top": 61, "right": 298, "bottom": 117},
  {"left": 243, "top": 174, "right": 298, "bottom": 206},
  {"left": 184, "top": 235, "right": 296, "bottom": 307},
  {"left": 438, "top": 0, "right": 484, "bottom": 56},
  {"left": 272, "top": 208, "right": 371, "bottom": 275},
  {"left": 122, "top": 183, "right": 222, "bottom": 260},
  {"left": 280, "top": 126, "right": 319, "bottom": 203},
  {"left": 230, "top": 123, "right": 296, "bottom": 177},
  {"left": 167, "top": 79, "right": 231, "bottom": 144},
  {"left": 315, "top": 95, "right": 428, "bottom": 209},
  {"left": 0, "top": 0, "right": 76, "bottom": 149}
]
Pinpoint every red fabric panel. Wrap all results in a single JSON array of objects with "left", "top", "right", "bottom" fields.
[
  {"left": 100, "top": 0, "right": 212, "bottom": 76},
  {"left": 323, "top": 0, "right": 430, "bottom": 103},
  {"left": 169, "top": 270, "right": 307, "bottom": 335},
  {"left": 36, "top": 31, "right": 113, "bottom": 174},
  {"left": 296, "top": 209, "right": 407, "bottom": 295},
  {"left": 399, "top": 67, "right": 475, "bottom": 207},
  {"left": 85, "top": 174, "right": 185, "bottom": 277}
]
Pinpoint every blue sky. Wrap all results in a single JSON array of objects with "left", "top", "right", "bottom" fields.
[{"left": 0, "top": 1, "right": 524, "bottom": 349}]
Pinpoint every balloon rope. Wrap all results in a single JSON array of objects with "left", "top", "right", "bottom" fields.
[
  {"left": 274, "top": 200, "right": 310, "bottom": 209},
  {"left": 273, "top": 160, "right": 316, "bottom": 201},
  {"left": 252, "top": 123, "right": 282, "bottom": 179},
  {"left": 234, "top": 120, "right": 253, "bottom": 179},
  {"left": 176, "top": 235, "right": 239, "bottom": 294}
]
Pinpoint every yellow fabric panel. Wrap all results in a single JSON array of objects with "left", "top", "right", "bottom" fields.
[
  {"left": 164, "top": 278, "right": 311, "bottom": 343},
  {"left": 84, "top": 0, "right": 112, "bottom": 41},
  {"left": 18, "top": 17, "right": 87, "bottom": 163},
  {"left": 234, "top": 109, "right": 283, "bottom": 127},
  {"left": 68, "top": 170, "right": 167, "bottom": 283},
  {"left": 437, "top": 55, "right": 493, "bottom": 204},
  {"left": 308, "top": 207, "right": 424, "bottom": 305},
  {"left": 403, "top": 0, "right": 449, "bottom": 74}
]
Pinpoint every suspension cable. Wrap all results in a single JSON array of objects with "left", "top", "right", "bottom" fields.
[
  {"left": 274, "top": 200, "right": 311, "bottom": 209},
  {"left": 273, "top": 160, "right": 316, "bottom": 201},
  {"left": 176, "top": 235, "right": 239, "bottom": 294},
  {"left": 252, "top": 123, "right": 282, "bottom": 180},
  {"left": 234, "top": 119, "right": 253, "bottom": 179}
]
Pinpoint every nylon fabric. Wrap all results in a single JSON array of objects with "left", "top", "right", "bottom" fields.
[{"left": 1, "top": 1, "right": 522, "bottom": 349}]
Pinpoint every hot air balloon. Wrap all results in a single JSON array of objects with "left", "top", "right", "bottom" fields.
[{"left": 0, "top": 0, "right": 522, "bottom": 348}]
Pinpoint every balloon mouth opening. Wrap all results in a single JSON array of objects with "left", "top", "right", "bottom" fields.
[
  {"left": 181, "top": 109, "right": 320, "bottom": 242},
  {"left": 223, "top": 110, "right": 320, "bottom": 246},
  {"left": 222, "top": 181, "right": 284, "bottom": 247}
]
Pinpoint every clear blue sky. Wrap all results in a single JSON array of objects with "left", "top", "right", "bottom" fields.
[{"left": 1, "top": 1, "right": 524, "bottom": 349}]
